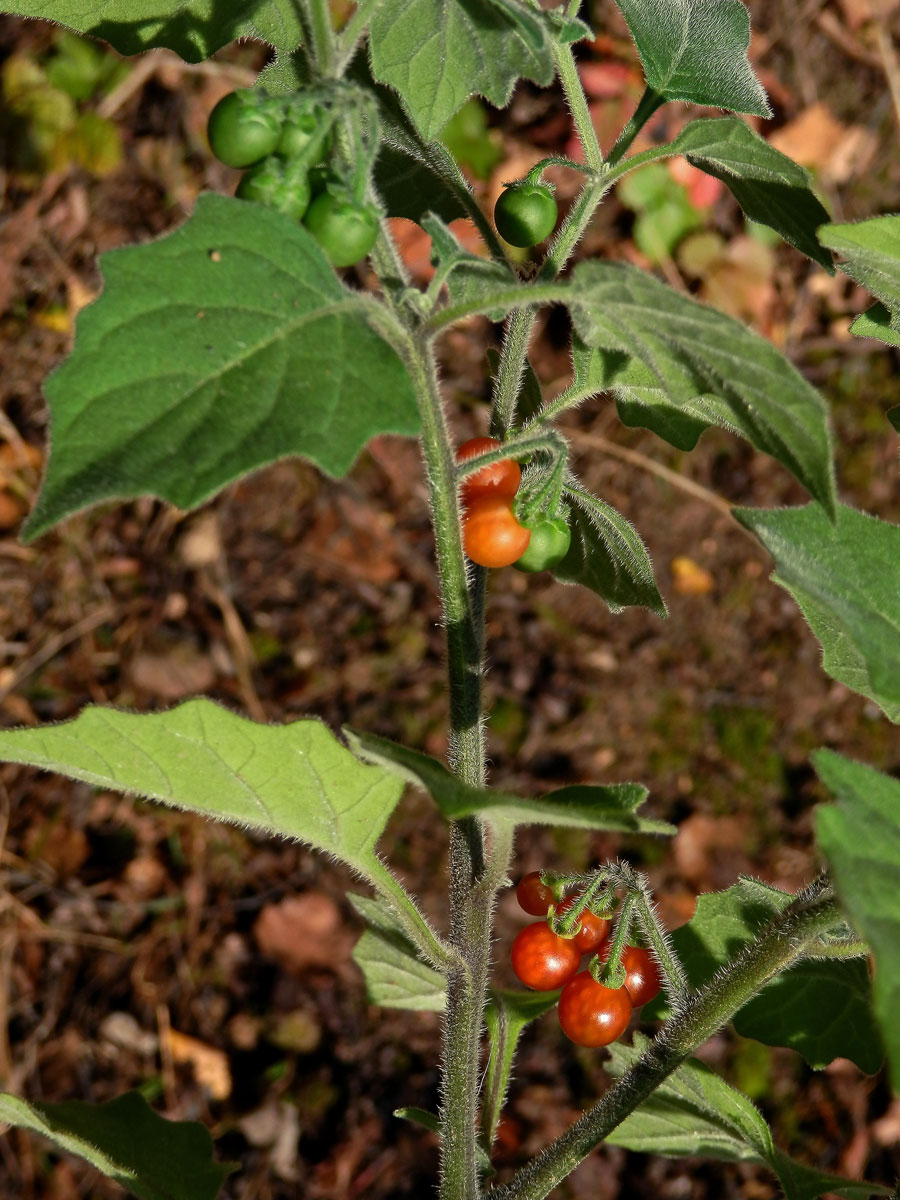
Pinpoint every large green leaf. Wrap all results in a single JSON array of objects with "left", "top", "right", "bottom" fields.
[
  {"left": 0, "top": 1092, "right": 235, "bottom": 1200},
  {"left": 641, "top": 879, "right": 881, "bottom": 1073},
  {"left": 819, "top": 215, "right": 900, "bottom": 324},
  {"left": 606, "top": 1039, "right": 888, "bottom": 1199},
  {"left": 369, "top": 0, "right": 558, "bottom": 140},
  {"left": 25, "top": 194, "right": 417, "bottom": 541},
  {"left": 0, "top": 700, "right": 405, "bottom": 893},
  {"left": 568, "top": 262, "right": 836, "bottom": 514},
  {"left": 0, "top": 0, "right": 302, "bottom": 61},
  {"left": 815, "top": 752, "right": 900, "bottom": 1090},
  {"left": 349, "top": 894, "right": 446, "bottom": 1011},
  {"left": 553, "top": 483, "right": 667, "bottom": 616},
  {"left": 345, "top": 728, "right": 674, "bottom": 835},
  {"left": 735, "top": 503, "right": 900, "bottom": 722},
  {"left": 612, "top": 0, "right": 771, "bottom": 117},
  {"left": 667, "top": 118, "right": 831, "bottom": 268}
]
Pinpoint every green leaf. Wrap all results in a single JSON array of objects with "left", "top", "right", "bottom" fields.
[
  {"left": 0, "top": 0, "right": 303, "bottom": 62},
  {"left": 734, "top": 503, "right": 900, "bottom": 722},
  {"left": 423, "top": 214, "right": 516, "bottom": 317},
  {"left": 349, "top": 894, "right": 445, "bottom": 1011},
  {"left": 815, "top": 752, "right": 900, "bottom": 1090},
  {"left": 641, "top": 879, "right": 881, "bottom": 1073},
  {"left": 568, "top": 261, "right": 836, "bottom": 515},
  {"left": 573, "top": 339, "right": 714, "bottom": 451},
  {"left": 819, "top": 215, "right": 900, "bottom": 321},
  {"left": 369, "top": 0, "right": 557, "bottom": 140},
  {"left": 25, "top": 194, "right": 418, "bottom": 540},
  {"left": 889, "top": 405, "right": 900, "bottom": 434},
  {"left": 553, "top": 483, "right": 667, "bottom": 617},
  {"left": 345, "top": 728, "right": 674, "bottom": 835},
  {"left": 0, "top": 1091, "right": 235, "bottom": 1200},
  {"left": 613, "top": 0, "right": 771, "bottom": 117},
  {"left": 666, "top": 118, "right": 832, "bottom": 269},
  {"left": 0, "top": 700, "right": 406, "bottom": 893},
  {"left": 849, "top": 302, "right": 900, "bottom": 347},
  {"left": 606, "top": 1039, "right": 888, "bottom": 1199}
]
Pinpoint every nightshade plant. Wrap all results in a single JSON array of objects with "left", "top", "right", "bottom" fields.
[{"left": 1, "top": 0, "right": 899, "bottom": 1197}]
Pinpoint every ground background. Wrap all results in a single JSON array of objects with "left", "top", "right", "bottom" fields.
[{"left": 1, "top": 0, "right": 899, "bottom": 1195}]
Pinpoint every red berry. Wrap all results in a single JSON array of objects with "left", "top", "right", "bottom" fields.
[
  {"left": 516, "top": 871, "right": 556, "bottom": 916},
  {"left": 510, "top": 923, "right": 581, "bottom": 991},
  {"left": 620, "top": 945, "right": 662, "bottom": 1008},
  {"left": 558, "top": 971, "right": 632, "bottom": 1047},
  {"left": 457, "top": 437, "right": 521, "bottom": 507},
  {"left": 557, "top": 898, "right": 611, "bottom": 953}
]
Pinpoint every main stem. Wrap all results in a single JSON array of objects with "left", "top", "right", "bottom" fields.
[
  {"left": 489, "top": 880, "right": 841, "bottom": 1200},
  {"left": 409, "top": 338, "right": 495, "bottom": 1200}
]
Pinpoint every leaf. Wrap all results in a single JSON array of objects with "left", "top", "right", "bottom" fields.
[
  {"left": 568, "top": 261, "right": 836, "bottom": 515},
  {"left": 613, "top": 0, "right": 771, "bottom": 117},
  {"left": 0, "top": 0, "right": 303, "bottom": 62},
  {"left": 0, "top": 1091, "right": 235, "bottom": 1200},
  {"left": 345, "top": 728, "right": 674, "bottom": 835},
  {"left": 606, "top": 1039, "right": 888, "bottom": 1199},
  {"left": 25, "top": 194, "right": 418, "bottom": 540},
  {"left": 667, "top": 118, "right": 832, "bottom": 269},
  {"left": 0, "top": 700, "right": 406, "bottom": 894},
  {"left": 819, "top": 215, "right": 900, "bottom": 321},
  {"left": 553, "top": 483, "right": 667, "bottom": 616},
  {"left": 889, "top": 405, "right": 900, "bottom": 434},
  {"left": 356, "top": 57, "right": 474, "bottom": 224},
  {"left": 734, "top": 503, "right": 900, "bottom": 722},
  {"left": 423, "top": 214, "right": 516, "bottom": 317},
  {"left": 349, "top": 894, "right": 445, "bottom": 1011},
  {"left": 641, "top": 879, "right": 881, "bottom": 1073},
  {"left": 815, "top": 752, "right": 900, "bottom": 1090},
  {"left": 369, "top": 0, "right": 557, "bottom": 140},
  {"left": 573, "top": 336, "right": 730, "bottom": 453},
  {"left": 850, "top": 302, "right": 900, "bottom": 347}
]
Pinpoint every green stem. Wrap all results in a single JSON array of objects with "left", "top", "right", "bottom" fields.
[
  {"left": 553, "top": 40, "right": 604, "bottom": 170},
  {"left": 306, "top": 0, "right": 337, "bottom": 75},
  {"left": 409, "top": 339, "right": 493, "bottom": 1200},
  {"left": 488, "top": 880, "right": 841, "bottom": 1200},
  {"left": 336, "top": 0, "right": 382, "bottom": 70},
  {"left": 607, "top": 85, "right": 665, "bottom": 166},
  {"left": 490, "top": 309, "right": 537, "bottom": 437}
]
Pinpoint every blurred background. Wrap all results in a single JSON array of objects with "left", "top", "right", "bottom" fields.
[{"left": 0, "top": 0, "right": 899, "bottom": 1194}]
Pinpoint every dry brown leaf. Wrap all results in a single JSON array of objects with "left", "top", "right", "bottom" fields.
[
  {"left": 130, "top": 644, "right": 216, "bottom": 699},
  {"left": 769, "top": 102, "right": 847, "bottom": 168},
  {"left": 253, "top": 891, "right": 352, "bottom": 973},
  {"left": 166, "top": 1028, "right": 231, "bottom": 1100}
]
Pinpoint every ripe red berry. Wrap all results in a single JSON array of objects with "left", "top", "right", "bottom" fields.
[
  {"left": 558, "top": 971, "right": 632, "bottom": 1047},
  {"left": 516, "top": 871, "right": 555, "bottom": 916},
  {"left": 510, "top": 923, "right": 581, "bottom": 991},
  {"left": 620, "top": 945, "right": 662, "bottom": 1008},
  {"left": 556, "top": 898, "right": 611, "bottom": 954}
]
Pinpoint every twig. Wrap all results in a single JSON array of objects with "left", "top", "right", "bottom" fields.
[
  {"left": 0, "top": 604, "right": 116, "bottom": 705},
  {"left": 567, "top": 428, "right": 756, "bottom": 535},
  {"left": 872, "top": 0, "right": 900, "bottom": 136},
  {"left": 96, "top": 51, "right": 258, "bottom": 119}
]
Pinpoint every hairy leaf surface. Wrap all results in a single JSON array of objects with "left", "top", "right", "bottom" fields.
[
  {"left": 736, "top": 504, "right": 900, "bottom": 722},
  {"left": 26, "top": 195, "right": 417, "bottom": 540}
]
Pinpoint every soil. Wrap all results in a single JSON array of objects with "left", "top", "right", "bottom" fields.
[{"left": 1, "top": 2, "right": 899, "bottom": 1197}]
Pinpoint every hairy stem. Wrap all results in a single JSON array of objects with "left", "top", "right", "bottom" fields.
[
  {"left": 306, "top": 0, "right": 336, "bottom": 75},
  {"left": 489, "top": 880, "right": 841, "bottom": 1200}
]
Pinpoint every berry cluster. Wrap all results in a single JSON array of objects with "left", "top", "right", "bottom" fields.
[
  {"left": 207, "top": 89, "right": 379, "bottom": 268},
  {"left": 457, "top": 439, "right": 572, "bottom": 572},
  {"left": 511, "top": 872, "right": 662, "bottom": 1048}
]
